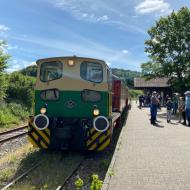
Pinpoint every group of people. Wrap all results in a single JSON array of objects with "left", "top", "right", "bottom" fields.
[
  {"left": 150, "top": 91, "right": 190, "bottom": 126},
  {"left": 138, "top": 93, "right": 162, "bottom": 109}
]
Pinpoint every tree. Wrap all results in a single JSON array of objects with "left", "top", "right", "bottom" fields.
[
  {"left": 141, "top": 7, "right": 190, "bottom": 93},
  {"left": 112, "top": 68, "right": 141, "bottom": 88},
  {"left": 7, "top": 72, "right": 35, "bottom": 108},
  {"left": 20, "top": 65, "right": 37, "bottom": 77},
  {"left": 0, "top": 40, "right": 10, "bottom": 100}
]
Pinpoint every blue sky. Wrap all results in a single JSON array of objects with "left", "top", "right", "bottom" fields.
[{"left": 0, "top": 0, "right": 189, "bottom": 72}]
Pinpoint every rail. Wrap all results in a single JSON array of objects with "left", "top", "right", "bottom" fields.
[
  {"left": 56, "top": 156, "right": 85, "bottom": 190},
  {"left": 0, "top": 126, "right": 28, "bottom": 144}
]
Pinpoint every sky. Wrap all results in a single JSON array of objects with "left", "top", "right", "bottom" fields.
[{"left": 0, "top": 0, "right": 189, "bottom": 72}]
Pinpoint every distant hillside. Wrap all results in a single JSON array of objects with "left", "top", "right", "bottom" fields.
[
  {"left": 112, "top": 68, "right": 141, "bottom": 88},
  {"left": 20, "top": 65, "right": 141, "bottom": 88},
  {"left": 20, "top": 65, "right": 37, "bottom": 77}
]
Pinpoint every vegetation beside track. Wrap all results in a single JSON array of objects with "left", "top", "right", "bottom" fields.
[
  {"left": 8, "top": 152, "right": 84, "bottom": 190},
  {"left": 0, "top": 103, "right": 29, "bottom": 132},
  {"left": 0, "top": 144, "right": 38, "bottom": 188}
]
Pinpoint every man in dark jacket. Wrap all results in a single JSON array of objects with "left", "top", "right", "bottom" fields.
[{"left": 150, "top": 91, "right": 160, "bottom": 124}]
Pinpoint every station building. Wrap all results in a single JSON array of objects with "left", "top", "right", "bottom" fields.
[{"left": 134, "top": 77, "right": 172, "bottom": 105}]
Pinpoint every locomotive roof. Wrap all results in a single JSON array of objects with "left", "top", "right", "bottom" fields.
[{"left": 36, "top": 56, "right": 109, "bottom": 67}]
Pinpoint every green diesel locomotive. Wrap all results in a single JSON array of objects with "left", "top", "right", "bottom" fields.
[{"left": 28, "top": 56, "right": 129, "bottom": 151}]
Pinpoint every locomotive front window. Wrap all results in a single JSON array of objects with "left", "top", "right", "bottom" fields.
[
  {"left": 81, "top": 89, "right": 101, "bottom": 102},
  {"left": 40, "top": 89, "right": 59, "bottom": 100},
  {"left": 80, "top": 62, "right": 103, "bottom": 83},
  {"left": 40, "top": 61, "right": 62, "bottom": 82}
]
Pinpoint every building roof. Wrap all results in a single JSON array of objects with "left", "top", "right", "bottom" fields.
[{"left": 134, "top": 77, "right": 170, "bottom": 88}]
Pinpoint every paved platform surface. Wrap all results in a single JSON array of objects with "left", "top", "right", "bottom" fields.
[{"left": 103, "top": 102, "right": 190, "bottom": 190}]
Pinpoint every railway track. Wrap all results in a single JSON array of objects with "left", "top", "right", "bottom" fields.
[
  {"left": 0, "top": 126, "right": 28, "bottom": 144},
  {"left": 1, "top": 161, "right": 42, "bottom": 190},
  {"left": 56, "top": 156, "right": 86, "bottom": 190}
]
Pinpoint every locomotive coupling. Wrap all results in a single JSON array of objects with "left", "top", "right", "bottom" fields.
[{"left": 93, "top": 116, "right": 109, "bottom": 132}]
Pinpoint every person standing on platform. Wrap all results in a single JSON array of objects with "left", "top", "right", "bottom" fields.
[
  {"left": 172, "top": 93, "right": 178, "bottom": 115},
  {"left": 178, "top": 96, "right": 184, "bottom": 123},
  {"left": 139, "top": 95, "right": 144, "bottom": 109},
  {"left": 166, "top": 97, "right": 173, "bottom": 123},
  {"left": 185, "top": 91, "right": 190, "bottom": 126},
  {"left": 150, "top": 91, "right": 160, "bottom": 125},
  {"left": 181, "top": 97, "right": 187, "bottom": 125}
]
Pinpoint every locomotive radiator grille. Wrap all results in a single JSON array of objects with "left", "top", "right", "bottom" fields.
[
  {"left": 86, "top": 127, "right": 111, "bottom": 151},
  {"left": 28, "top": 120, "right": 50, "bottom": 149}
]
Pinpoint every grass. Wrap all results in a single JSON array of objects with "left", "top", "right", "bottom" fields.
[
  {"left": 0, "top": 141, "right": 84, "bottom": 190},
  {"left": 0, "top": 144, "right": 37, "bottom": 188},
  {"left": 11, "top": 152, "right": 84, "bottom": 190},
  {"left": 0, "top": 102, "right": 29, "bottom": 132}
]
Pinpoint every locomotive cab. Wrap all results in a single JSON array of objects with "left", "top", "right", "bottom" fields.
[{"left": 28, "top": 56, "right": 115, "bottom": 151}]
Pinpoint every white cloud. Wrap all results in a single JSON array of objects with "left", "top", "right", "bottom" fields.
[
  {"left": 45, "top": 0, "right": 146, "bottom": 34},
  {"left": 135, "top": 0, "right": 172, "bottom": 15},
  {"left": 107, "top": 62, "right": 111, "bottom": 66},
  {"left": 51, "top": 0, "right": 110, "bottom": 23},
  {"left": 6, "top": 59, "right": 36, "bottom": 73},
  {"left": 7, "top": 44, "right": 18, "bottom": 50},
  {"left": 97, "top": 15, "right": 109, "bottom": 21},
  {"left": 13, "top": 33, "right": 132, "bottom": 68},
  {"left": 0, "top": 24, "right": 10, "bottom": 32},
  {"left": 6, "top": 63, "right": 21, "bottom": 73},
  {"left": 30, "top": 61, "right": 37, "bottom": 66},
  {"left": 11, "top": 64, "right": 21, "bottom": 69},
  {"left": 122, "top": 49, "right": 129, "bottom": 54}
]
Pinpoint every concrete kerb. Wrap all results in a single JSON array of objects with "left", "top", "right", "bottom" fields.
[{"left": 101, "top": 111, "right": 130, "bottom": 190}]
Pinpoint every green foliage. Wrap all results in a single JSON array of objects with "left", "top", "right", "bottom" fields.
[
  {"left": 108, "top": 169, "right": 114, "bottom": 177},
  {"left": 112, "top": 68, "right": 141, "bottom": 88},
  {"left": 20, "top": 65, "right": 37, "bottom": 77},
  {"left": 75, "top": 177, "right": 84, "bottom": 190},
  {"left": 0, "top": 74, "right": 8, "bottom": 100},
  {"left": 99, "top": 159, "right": 109, "bottom": 170},
  {"left": 129, "top": 89, "right": 143, "bottom": 99},
  {"left": 0, "top": 40, "right": 10, "bottom": 73},
  {"left": 6, "top": 72, "right": 35, "bottom": 108},
  {"left": 0, "top": 102, "right": 29, "bottom": 126},
  {"left": 90, "top": 174, "right": 103, "bottom": 190},
  {"left": 142, "top": 7, "right": 190, "bottom": 93},
  {"left": 0, "top": 40, "right": 10, "bottom": 100}
]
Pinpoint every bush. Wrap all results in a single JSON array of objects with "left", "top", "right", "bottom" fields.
[
  {"left": 129, "top": 89, "right": 143, "bottom": 99},
  {"left": 6, "top": 72, "right": 35, "bottom": 108},
  {"left": 90, "top": 175, "right": 103, "bottom": 190},
  {"left": 0, "top": 102, "right": 29, "bottom": 126},
  {"left": 0, "top": 74, "right": 8, "bottom": 101}
]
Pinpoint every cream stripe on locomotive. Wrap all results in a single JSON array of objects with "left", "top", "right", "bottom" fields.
[{"left": 35, "top": 57, "right": 109, "bottom": 91}]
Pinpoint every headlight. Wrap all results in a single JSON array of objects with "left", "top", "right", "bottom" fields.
[
  {"left": 68, "top": 60, "right": 75, "bottom": 67},
  {"left": 34, "top": 114, "right": 49, "bottom": 130},
  {"left": 40, "top": 107, "right": 46, "bottom": 114},
  {"left": 93, "top": 109, "right": 100, "bottom": 116},
  {"left": 93, "top": 116, "right": 109, "bottom": 132}
]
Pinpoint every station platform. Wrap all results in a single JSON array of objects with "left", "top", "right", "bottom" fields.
[{"left": 102, "top": 101, "right": 190, "bottom": 190}]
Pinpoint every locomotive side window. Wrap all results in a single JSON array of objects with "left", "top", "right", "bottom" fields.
[
  {"left": 81, "top": 89, "right": 101, "bottom": 102},
  {"left": 80, "top": 62, "right": 103, "bottom": 83},
  {"left": 40, "top": 89, "right": 59, "bottom": 100},
  {"left": 40, "top": 61, "right": 62, "bottom": 82}
]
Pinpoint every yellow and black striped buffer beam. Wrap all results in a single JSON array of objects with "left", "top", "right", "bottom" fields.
[
  {"left": 86, "top": 127, "right": 111, "bottom": 151},
  {"left": 28, "top": 121, "right": 50, "bottom": 149}
]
